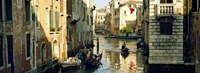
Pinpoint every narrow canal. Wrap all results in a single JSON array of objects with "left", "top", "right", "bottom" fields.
[{"left": 47, "top": 35, "right": 144, "bottom": 73}]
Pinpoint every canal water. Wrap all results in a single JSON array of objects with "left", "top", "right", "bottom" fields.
[{"left": 48, "top": 35, "right": 143, "bottom": 73}]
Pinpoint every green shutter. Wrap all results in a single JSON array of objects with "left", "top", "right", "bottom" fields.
[
  {"left": 55, "top": 11, "right": 60, "bottom": 30},
  {"left": 50, "top": 10, "right": 54, "bottom": 31}
]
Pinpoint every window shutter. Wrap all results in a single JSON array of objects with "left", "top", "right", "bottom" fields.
[
  {"left": 55, "top": 11, "right": 60, "bottom": 30},
  {"left": 50, "top": 9, "right": 54, "bottom": 31}
]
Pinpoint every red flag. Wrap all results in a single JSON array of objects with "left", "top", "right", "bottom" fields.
[{"left": 130, "top": 8, "right": 135, "bottom": 14}]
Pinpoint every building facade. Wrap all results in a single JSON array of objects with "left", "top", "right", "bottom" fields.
[
  {"left": 95, "top": 8, "right": 106, "bottom": 29},
  {"left": 109, "top": 0, "right": 122, "bottom": 35},
  {"left": 0, "top": 0, "right": 68, "bottom": 72},
  {"left": 147, "top": 0, "right": 185, "bottom": 72},
  {"left": 190, "top": 0, "right": 200, "bottom": 73},
  {"left": 31, "top": 0, "right": 68, "bottom": 72},
  {"left": 67, "top": 0, "right": 95, "bottom": 56},
  {"left": 109, "top": 0, "right": 142, "bottom": 36},
  {"left": 115, "top": 0, "right": 143, "bottom": 36},
  {"left": 0, "top": 0, "right": 35, "bottom": 72},
  {"left": 105, "top": 5, "right": 111, "bottom": 31}
]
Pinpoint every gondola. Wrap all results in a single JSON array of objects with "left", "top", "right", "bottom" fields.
[
  {"left": 84, "top": 53, "right": 102, "bottom": 68},
  {"left": 121, "top": 47, "right": 129, "bottom": 53}
]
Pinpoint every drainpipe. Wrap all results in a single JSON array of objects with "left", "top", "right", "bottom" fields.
[
  {"left": 197, "top": 0, "right": 199, "bottom": 11},
  {"left": 33, "top": 6, "right": 37, "bottom": 69},
  {"left": 196, "top": 30, "right": 199, "bottom": 64},
  {"left": 186, "top": 0, "right": 190, "bottom": 41}
]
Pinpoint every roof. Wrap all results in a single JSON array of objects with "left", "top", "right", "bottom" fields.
[{"left": 119, "top": 1, "right": 143, "bottom": 7}]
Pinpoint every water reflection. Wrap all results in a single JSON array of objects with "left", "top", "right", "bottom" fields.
[
  {"left": 121, "top": 51, "right": 130, "bottom": 59},
  {"left": 92, "top": 35, "right": 138, "bottom": 73},
  {"left": 60, "top": 35, "right": 140, "bottom": 73}
]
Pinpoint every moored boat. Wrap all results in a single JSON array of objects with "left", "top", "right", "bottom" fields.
[{"left": 61, "top": 57, "right": 81, "bottom": 70}]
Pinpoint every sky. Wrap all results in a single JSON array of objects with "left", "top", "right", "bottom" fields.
[{"left": 94, "top": 0, "right": 110, "bottom": 8}]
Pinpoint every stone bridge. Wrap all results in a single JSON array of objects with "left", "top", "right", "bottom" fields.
[{"left": 95, "top": 27, "right": 110, "bottom": 34}]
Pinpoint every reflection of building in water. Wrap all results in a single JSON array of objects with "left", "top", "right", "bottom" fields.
[{"left": 110, "top": 51, "right": 120, "bottom": 68}]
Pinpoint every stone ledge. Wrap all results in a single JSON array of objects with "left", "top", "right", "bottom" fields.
[{"left": 149, "top": 60, "right": 184, "bottom": 64}]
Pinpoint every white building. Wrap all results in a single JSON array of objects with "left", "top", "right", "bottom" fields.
[
  {"left": 95, "top": 8, "right": 106, "bottom": 28},
  {"left": 114, "top": 0, "right": 143, "bottom": 35}
]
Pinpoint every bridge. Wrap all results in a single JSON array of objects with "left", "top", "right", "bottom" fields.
[{"left": 95, "top": 27, "right": 110, "bottom": 34}]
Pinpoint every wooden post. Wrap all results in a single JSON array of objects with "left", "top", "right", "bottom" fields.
[{"left": 97, "top": 37, "right": 99, "bottom": 54}]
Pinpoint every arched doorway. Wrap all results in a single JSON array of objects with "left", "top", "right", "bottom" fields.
[
  {"left": 41, "top": 43, "right": 46, "bottom": 64},
  {"left": 53, "top": 40, "right": 59, "bottom": 59}
]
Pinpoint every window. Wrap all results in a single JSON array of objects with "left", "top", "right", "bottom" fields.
[
  {"left": 46, "top": 9, "right": 49, "bottom": 25},
  {"left": 7, "top": 35, "right": 13, "bottom": 64},
  {"left": 160, "top": 23, "right": 172, "bottom": 35},
  {"left": 25, "top": 1, "right": 30, "bottom": 22},
  {"left": 0, "top": 35, "right": 3, "bottom": 67},
  {"left": 85, "top": 7, "right": 87, "bottom": 20},
  {"left": 5, "top": 0, "right": 12, "bottom": 21},
  {"left": 35, "top": 7, "right": 39, "bottom": 27},
  {"left": 160, "top": 0, "right": 173, "bottom": 3},
  {"left": 26, "top": 34, "right": 31, "bottom": 58},
  {"left": 129, "top": 4, "right": 131, "bottom": 8},
  {"left": 0, "top": 0, "right": 2, "bottom": 21},
  {"left": 41, "top": 43, "right": 46, "bottom": 63},
  {"left": 124, "top": 11, "right": 126, "bottom": 15},
  {"left": 50, "top": 9, "right": 54, "bottom": 31},
  {"left": 55, "top": 11, "right": 60, "bottom": 30}
]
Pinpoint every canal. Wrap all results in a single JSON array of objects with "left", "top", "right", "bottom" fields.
[{"left": 47, "top": 35, "right": 144, "bottom": 73}]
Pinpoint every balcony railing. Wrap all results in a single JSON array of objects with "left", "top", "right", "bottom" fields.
[{"left": 157, "top": 4, "right": 176, "bottom": 15}]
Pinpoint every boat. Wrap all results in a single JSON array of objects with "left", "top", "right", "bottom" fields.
[
  {"left": 84, "top": 53, "right": 102, "bottom": 68},
  {"left": 61, "top": 57, "right": 81, "bottom": 70},
  {"left": 121, "top": 47, "right": 129, "bottom": 53},
  {"left": 121, "top": 49, "right": 130, "bottom": 59}
]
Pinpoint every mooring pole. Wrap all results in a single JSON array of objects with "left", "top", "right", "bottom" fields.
[{"left": 97, "top": 37, "right": 99, "bottom": 54}]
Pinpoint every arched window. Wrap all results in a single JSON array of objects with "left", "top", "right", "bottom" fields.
[
  {"left": 41, "top": 43, "right": 46, "bottom": 63},
  {"left": 53, "top": 40, "right": 59, "bottom": 59}
]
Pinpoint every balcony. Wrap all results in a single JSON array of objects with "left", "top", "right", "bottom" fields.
[{"left": 156, "top": 4, "right": 182, "bottom": 16}]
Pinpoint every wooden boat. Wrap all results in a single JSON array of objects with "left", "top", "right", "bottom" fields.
[
  {"left": 121, "top": 49, "right": 130, "bottom": 59},
  {"left": 61, "top": 57, "right": 81, "bottom": 70},
  {"left": 84, "top": 53, "right": 102, "bottom": 68},
  {"left": 121, "top": 47, "right": 129, "bottom": 53}
]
